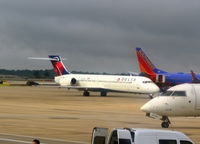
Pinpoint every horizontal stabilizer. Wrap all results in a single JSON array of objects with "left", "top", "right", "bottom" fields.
[
  {"left": 28, "top": 56, "right": 70, "bottom": 76},
  {"left": 28, "top": 57, "right": 66, "bottom": 61}
]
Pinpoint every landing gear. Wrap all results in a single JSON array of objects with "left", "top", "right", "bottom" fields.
[
  {"left": 83, "top": 91, "right": 90, "bottom": 96},
  {"left": 101, "top": 92, "right": 107, "bottom": 97},
  {"left": 161, "top": 122, "right": 169, "bottom": 128},
  {"left": 148, "top": 94, "right": 153, "bottom": 99},
  {"left": 161, "top": 116, "right": 171, "bottom": 128}
]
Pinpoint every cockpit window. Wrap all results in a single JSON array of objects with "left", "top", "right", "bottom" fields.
[
  {"left": 161, "top": 91, "right": 186, "bottom": 96},
  {"left": 172, "top": 91, "right": 186, "bottom": 96},
  {"left": 161, "top": 91, "right": 173, "bottom": 96}
]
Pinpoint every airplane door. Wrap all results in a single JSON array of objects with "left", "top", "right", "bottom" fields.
[
  {"left": 91, "top": 127, "right": 108, "bottom": 144},
  {"left": 193, "top": 85, "right": 200, "bottom": 110},
  {"left": 156, "top": 74, "right": 166, "bottom": 83}
]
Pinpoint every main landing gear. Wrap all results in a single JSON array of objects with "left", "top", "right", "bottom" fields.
[
  {"left": 161, "top": 116, "right": 171, "bottom": 128},
  {"left": 83, "top": 91, "right": 107, "bottom": 96},
  {"left": 83, "top": 91, "right": 90, "bottom": 96},
  {"left": 101, "top": 91, "right": 107, "bottom": 97}
]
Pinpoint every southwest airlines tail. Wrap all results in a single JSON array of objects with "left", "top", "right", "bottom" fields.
[
  {"left": 49, "top": 55, "right": 70, "bottom": 76},
  {"left": 136, "top": 47, "right": 166, "bottom": 75}
]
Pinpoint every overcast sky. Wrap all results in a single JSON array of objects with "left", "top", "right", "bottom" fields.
[{"left": 0, "top": 0, "right": 200, "bottom": 73}]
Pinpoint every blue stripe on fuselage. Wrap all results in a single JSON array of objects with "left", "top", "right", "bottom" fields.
[{"left": 165, "top": 73, "right": 200, "bottom": 85}]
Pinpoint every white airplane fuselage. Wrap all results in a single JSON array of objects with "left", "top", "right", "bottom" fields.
[
  {"left": 55, "top": 74, "right": 160, "bottom": 94},
  {"left": 141, "top": 84, "right": 200, "bottom": 117}
]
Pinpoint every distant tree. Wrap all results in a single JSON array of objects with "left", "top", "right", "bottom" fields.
[
  {"left": 0, "top": 69, "right": 129, "bottom": 79},
  {"left": 44, "top": 70, "right": 50, "bottom": 78},
  {"left": 33, "top": 71, "right": 40, "bottom": 78}
]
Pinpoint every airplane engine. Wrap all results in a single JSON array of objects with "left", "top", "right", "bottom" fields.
[{"left": 70, "top": 78, "right": 77, "bottom": 85}]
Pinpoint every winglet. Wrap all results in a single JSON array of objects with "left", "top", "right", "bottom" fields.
[
  {"left": 191, "top": 70, "right": 197, "bottom": 81},
  {"left": 191, "top": 70, "right": 200, "bottom": 83}
]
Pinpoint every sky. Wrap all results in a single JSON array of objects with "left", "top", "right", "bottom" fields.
[{"left": 0, "top": 0, "right": 200, "bottom": 73}]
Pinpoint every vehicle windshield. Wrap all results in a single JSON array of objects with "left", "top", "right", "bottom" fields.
[{"left": 119, "top": 139, "right": 131, "bottom": 144}]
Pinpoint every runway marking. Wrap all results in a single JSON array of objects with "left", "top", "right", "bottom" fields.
[
  {"left": 0, "top": 137, "right": 45, "bottom": 144},
  {"left": 0, "top": 133, "right": 88, "bottom": 144}
]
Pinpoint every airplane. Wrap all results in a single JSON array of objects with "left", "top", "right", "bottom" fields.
[
  {"left": 29, "top": 55, "right": 160, "bottom": 96},
  {"left": 136, "top": 47, "right": 200, "bottom": 89},
  {"left": 140, "top": 83, "right": 200, "bottom": 128}
]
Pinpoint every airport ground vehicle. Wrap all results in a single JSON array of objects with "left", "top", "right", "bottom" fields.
[
  {"left": 91, "top": 127, "right": 194, "bottom": 144},
  {"left": 141, "top": 83, "right": 200, "bottom": 128}
]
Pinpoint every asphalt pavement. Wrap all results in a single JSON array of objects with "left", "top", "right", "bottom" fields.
[{"left": 0, "top": 133, "right": 88, "bottom": 144}]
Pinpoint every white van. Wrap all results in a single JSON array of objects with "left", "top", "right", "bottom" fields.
[{"left": 91, "top": 127, "right": 194, "bottom": 144}]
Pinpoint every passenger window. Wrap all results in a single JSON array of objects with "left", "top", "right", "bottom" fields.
[
  {"left": 180, "top": 140, "right": 193, "bottom": 144},
  {"left": 172, "top": 91, "right": 186, "bottom": 96},
  {"left": 109, "top": 130, "right": 118, "bottom": 144},
  {"left": 119, "top": 139, "right": 131, "bottom": 144},
  {"left": 159, "top": 140, "right": 177, "bottom": 144}
]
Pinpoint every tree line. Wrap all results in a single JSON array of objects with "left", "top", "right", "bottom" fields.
[{"left": 0, "top": 69, "right": 129, "bottom": 79}]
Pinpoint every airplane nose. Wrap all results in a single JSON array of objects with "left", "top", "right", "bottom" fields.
[
  {"left": 140, "top": 102, "right": 151, "bottom": 112},
  {"left": 151, "top": 84, "right": 160, "bottom": 93}
]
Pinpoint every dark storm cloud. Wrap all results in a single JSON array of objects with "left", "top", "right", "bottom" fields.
[{"left": 0, "top": 0, "right": 200, "bottom": 73}]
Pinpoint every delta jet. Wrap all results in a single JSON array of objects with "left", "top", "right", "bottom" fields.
[
  {"left": 31, "top": 55, "right": 159, "bottom": 96},
  {"left": 141, "top": 83, "right": 200, "bottom": 128},
  {"left": 136, "top": 47, "right": 200, "bottom": 89}
]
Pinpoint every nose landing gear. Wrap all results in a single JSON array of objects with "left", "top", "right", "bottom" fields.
[{"left": 161, "top": 116, "right": 171, "bottom": 128}]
